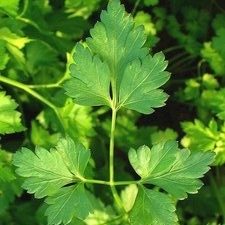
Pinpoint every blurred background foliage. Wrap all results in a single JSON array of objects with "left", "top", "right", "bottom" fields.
[{"left": 1, "top": 0, "right": 225, "bottom": 224}]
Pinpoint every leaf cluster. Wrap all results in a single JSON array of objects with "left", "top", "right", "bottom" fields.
[
  {"left": 0, "top": 0, "right": 221, "bottom": 224},
  {"left": 12, "top": 1, "right": 215, "bottom": 225}
]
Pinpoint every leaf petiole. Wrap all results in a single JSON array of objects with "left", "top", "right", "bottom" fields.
[
  {"left": 109, "top": 108, "right": 117, "bottom": 183},
  {"left": 82, "top": 178, "right": 140, "bottom": 186},
  {"left": 0, "top": 75, "right": 64, "bottom": 129},
  {"left": 27, "top": 72, "right": 68, "bottom": 89}
]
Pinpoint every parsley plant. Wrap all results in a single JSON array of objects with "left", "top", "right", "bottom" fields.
[{"left": 2, "top": 1, "right": 215, "bottom": 224}]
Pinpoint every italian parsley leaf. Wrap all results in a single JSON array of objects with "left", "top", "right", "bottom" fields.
[
  {"left": 212, "top": 28, "right": 225, "bottom": 58},
  {"left": 129, "top": 140, "right": 214, "bottom": 199},
  {"left": 64, "top": 43, "right": 111, "bottom": 107},
  {"left": 86, "top": 0, "right": 148, "bottom": 87},
  {"left": 182, "top": 119, "right": 225, "bottom": 165},
  {"left": 13, "top": 136, "right": 93, "bottom": 224},
  {"left": 118, "top": 52, "right": 169, "bottom": 114},
  {"left": 201, "top": 89, "right": 225, "bottom": 120},
  {"left": 45, "top": 184, "right": 93, "bottom": 225},
  {"left": 0, "top": 149, "right": 22, "bottom": 214},
  {"left": 121, "top": 184, "right": 138, "bottom": 212},
  {"left": 65, "top": 0, "right": 169, "bottom": 114},
  {"left": 201, "top": 41, "right": 225, "bottom": 75},
  {"left": 0, "top": 150, "right": 16, "bottom": 183},
  {"left": 129, "top": 185, "right": 178, "bottom": 225},
  {"left": 182, "top": 119, "right": 219, "bottom": 152},
  {"left": 65, "top": 0, "right": 101, "bottom": 19},
  {"left": 0, "top": 91, "right": 24, "bottom": 134}
]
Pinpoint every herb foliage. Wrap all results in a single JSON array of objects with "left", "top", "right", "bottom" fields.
[
  {"left": 0, "top": 0, "right": 224, "bottom": 224},
  {"left": 11, "top": 1, "right": 214, "bottom": 224}
]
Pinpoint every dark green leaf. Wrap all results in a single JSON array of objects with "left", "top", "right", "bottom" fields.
[
  {"left": 129, "top": 185, "right": 178, "bottom": 225},
  {"left": 129, "top": 141, "right": 214, "bottom": 199},
  {"left": 45, "top": 184, "right": 93, "bottom": 225},
  {"left": 64, "top": 43, "right": 111, "bottom": 107},
  {"left": 0, "top": 91, "right": 25, "bottom": 134}
]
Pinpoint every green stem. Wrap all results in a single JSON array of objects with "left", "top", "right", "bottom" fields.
[
  {"left": 213, "top": 0, "right": 225, "bottom": 13},
  {"left": 114, "top": 180, "right": 140, "bottom": 186},
  {"left": 83, "top": 179, "right": 109, "bottom": 185},
  {"left": 19, "top": 0, "right": 29, "bottom": 17},
  {"left": 27, "top": 83, "right": 61, "bottom": 89},
  {"left": 210, "top": 173, "right": 225, "bottom": 221},
  {"left": 197, "top": 59, "right": 206, "bottom": 77},
  {"left": 169, "top": 51, "right": 189, "bottom": 65},
  {"left": 110, "top": 185, "right": 127, "bottom": 214},
  {"left": 109, "top": 109, "right": 117, "bottom": 183},
  {"left": 163, "top": 45, "right": 183, "bottom": 54},
  {"left": 83, "top": 178, "right": 140, "bottom": 186},
  {"left": 108, "top": 108, "right": 127, "bottom": 216},
  {"left": 132, "top": 0, "right": 141, "bottom": 15},
  {"left": 16, "top": 17, "right": 52, "bottom": 35},
  {"left": 99, "top": 214, "right": 125, "bottom": 225},
  {"left": 0, "top": 75, "right": 64, "bottom": 128},
  {"left": 169, "top": 55, "right": 195, "bottom": 71},
  {"left": 27, "top": 73, "right": 67, "bottom": 89}
]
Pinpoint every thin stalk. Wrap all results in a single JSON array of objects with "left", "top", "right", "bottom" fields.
[
  {"left": 27, "top": 73, "right": 68, "bottom": 89},
  {"left": 83, "top": 178, "right": 140, "bottom": 186},
  {"left": 169, "top": 51, "right": 189, "bottom": 65},
  {"left": 210, "top": 173, "right": 225, "bottom": 221},
  {"left": 114, "top": 180, "right": 140, "bottom": 186},
  {"left": 163, "top": 45, "right": 183, "bottom": 54},
  {"left": 213, "top": 0, "right": 225, "bottom": 13},
  {"left": 110, "top": 185, "right": 127, "bottom": 215},
  {"left": 19, "top": 0, "right": 29, "bottom": 17},
  {"left": 197, "top": 59, "right": 206, "bottom": 77},
  {"left": 108, "top": 108, "right": 127, "bottom": 216},
  {"left": 83, "top": 179, "right": 109, "bottom": 185},
  {"left": 174, "top": 66, "right": 196, "bottom": 74},
  {"left": 97, "top": 214, "right": 125, "bottom": 225},
  {"left": 27, "top": 83, "right": 61, "bottom": 89},
  {"left": 169, "top": 55, "right": 195, "bottom": 71},
  {"left": 0, "top": 75, "right": 64, "bottom": 129},
  {"left": 109, "top": 109, "right": 117, "bottom": 183},
  {"left": 132, "top": 0, "right": 141, "bottom": 15},
  {"left": 16, "top": 17, "right": 52, "bottom": 35}
]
